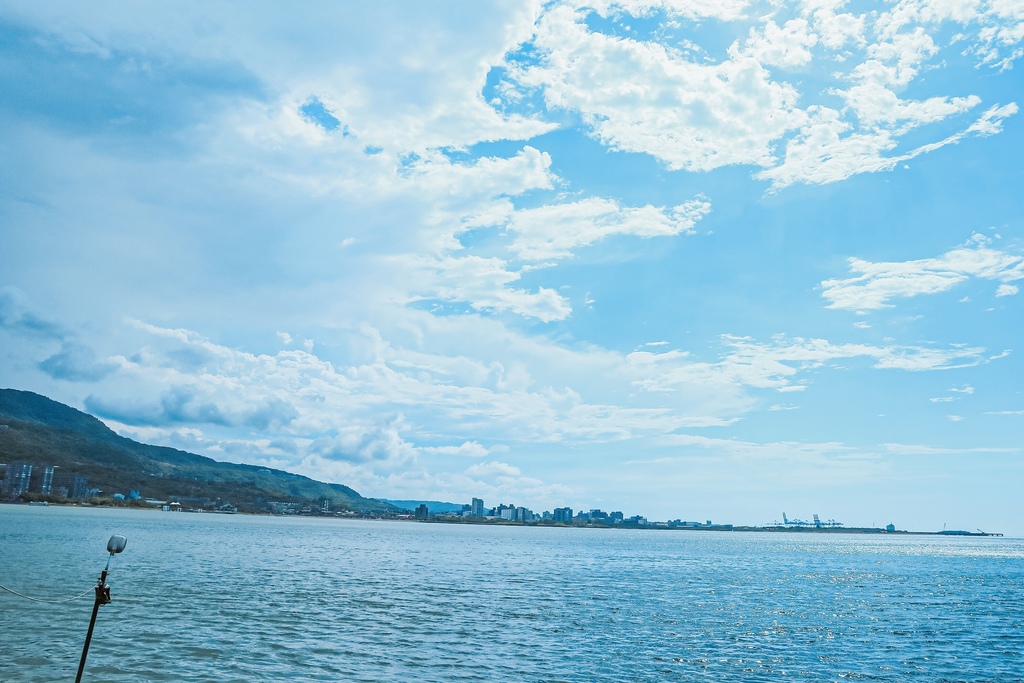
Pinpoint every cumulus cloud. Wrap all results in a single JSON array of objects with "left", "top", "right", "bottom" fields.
[
  {"left": 499, "top": 1, "right": 1021, "bottom": 188},
  {"left": 71, "top": 314, "right": 1002, "bottom": 480},
  {"left": 465, "top": 460, "right": 524, "bottom": 478},
  {"left": 996, "top": 283, "right": 1019, "bottom": 297},
  {"left": 510, "top": 4, "right": 805, "bottom": 173},
  {"left": 0, "top": 287, "right": 64, "bottom": 338},
  {"left": 39, "top": 343, "right": 117, "bottom": 382},
  {"left": 628, "top": 334, "right": 992, "bottom": 398},
  {"left": 575, "top": 0, "right": 753, "bottom": 21},
  {"left": 742, "top": 19, "right": 819, "bottom": 68},
  {"left": 822, "top": 234, "right": 1024, "bottom": 311},
  {"left": 421, "top": 441, "right": 491, "bottom": 457},
  {"left": 412, "top": 255, "right": 572, "bottom": 322},
  {"left": 503, "top": 196, "right": 711, "bottom": 260}
]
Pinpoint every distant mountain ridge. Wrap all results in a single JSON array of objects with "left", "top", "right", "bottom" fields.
[
  {"left": 381, "top": 499, "right": 467, "bottom": 514},
  {"left": 0, "top": 388, "right": 392, "bottom": 513}
]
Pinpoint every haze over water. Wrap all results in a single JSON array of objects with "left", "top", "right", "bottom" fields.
[{"left": 2, "top": 506, "right": 1021, "bottom": 682}]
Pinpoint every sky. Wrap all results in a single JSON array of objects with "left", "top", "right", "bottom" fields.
[{"left": 2, "top": 0, "right": 1023, "bottom": 534}]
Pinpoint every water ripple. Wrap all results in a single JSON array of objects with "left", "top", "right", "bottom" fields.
[{"left": 1, "top": 507, "right": 1022, "bottom": 682}]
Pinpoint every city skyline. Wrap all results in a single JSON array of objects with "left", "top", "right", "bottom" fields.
[{"left": 1, "top": 2, "right": 1023, "bottom": 535}]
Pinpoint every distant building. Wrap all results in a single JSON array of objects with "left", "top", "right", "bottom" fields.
[
  {"left": 414, "top": 503, "right": 429, "bottom": 520},
  {"left": 2, "top": 461, "right": 33, "bottom": 497},
  {"left": 471, "top": 497, "right": 485, "bottom": 517},
  {"left": 52, "top": 474, "right": 89, "bottom": 499},
  {"left": 553, "top": 507, "right": 573, "bottom": 523},
  {"left": 609, "top": 511, "right": 624, "bottom": 523},
  {"left": 1, "top": 462, "right": 90, "bottom": 499},
  {"left": 38, "top": 466, "right": 57, "bottom": 495},
  {"left": 515, "top": 506, "right": 535, "bottom": 522}
]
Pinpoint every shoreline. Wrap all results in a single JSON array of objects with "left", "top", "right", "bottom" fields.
[{"left": 2, "top": 500, "right": 1005, "bottom": 537}]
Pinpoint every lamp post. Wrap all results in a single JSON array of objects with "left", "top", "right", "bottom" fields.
[{"left": 74, "top": 535, "right": 127, "bottom": 683}]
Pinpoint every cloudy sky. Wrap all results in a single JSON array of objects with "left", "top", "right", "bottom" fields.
[{"left": 2, "top": 0, "right": 1023, "bottom": 533}]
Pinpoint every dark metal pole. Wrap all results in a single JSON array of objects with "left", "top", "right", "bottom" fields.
[
  {"left": 74, "top": 567, "right": 111, "bottom": 683},
  {"left": 73, "top": 565, "right": 109, "bottom": 683}
]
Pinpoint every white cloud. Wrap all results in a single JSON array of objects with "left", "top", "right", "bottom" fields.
[
  {"left": 66, "top": 313, "right": 1001, "bottom": 487},
  {"left": 742, "top": 19, "right": 819, "bottom": 68},
  {"left": 465, "top": 460, "right": 524, "bottom": 478},
  {"left": 502, "top": 2, "right": 1021, "bottom": 188},
  {"left": 881, "top": 442, "right": 1017, "bottom": 455},
  {"left": 627, "top": 334, "right": 991, "bottom": 405},
  {"left": 411, "top": 255, "right": 572, "bottom": 321},
  {"left": 577, "top": 0, "right": 753, "bottom": 21},
  {"left": 755, "top": 102, "right": 1015, "bottom": 188},
  {"left": 503, "top": 196, "right": 711, "bottom": 260},
  {"left": 801, "top": 0, "right": 866, "bottom": 50},
  {"left": 822, "top": 234, "right": 1024, "bottom": 311},
  {"left": 421, "top": 441, "right": 491, "bottom": 458},
  {"left": 511, "top": 5, "right": 805, "bottom": 173},
  {"left": 996, "top": 283, "right": 1019, "bottom": 296}
]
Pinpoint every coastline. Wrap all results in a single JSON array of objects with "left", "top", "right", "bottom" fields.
[{"left": 2, "top": 500, "right": 1005, "bottom": 537}]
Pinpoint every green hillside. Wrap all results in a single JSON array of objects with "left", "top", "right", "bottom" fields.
[{"left": 0, "top": 389, "right": 393, "bottom": 514}]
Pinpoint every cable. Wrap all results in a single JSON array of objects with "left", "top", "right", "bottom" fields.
[{"left": 0, "top": 582, "right": 97, "bottom": 604}]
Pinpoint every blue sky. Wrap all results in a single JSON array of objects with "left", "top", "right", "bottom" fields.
[{"left": 2, "top": 0, "right": 1023, "bottom": 533}]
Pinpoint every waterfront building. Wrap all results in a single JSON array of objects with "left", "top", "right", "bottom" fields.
[
  {"left": 414, "top": 503, "right": 429, "bottom": 520},
  {"left": 53, "top": 474, "right": 89, "bottom": 499},
  {"left": 1, "top": 461, "right": 33, "bottom": 497},
  {"left": 39, "top": 466, "right": 56, "bottom": 495},
  {"left": 515, "top": 506, "right": 535, "bottom": 522},
  {"left": 471, "top": 497, "right": 484, "bottom": 517},
  {"left": 553, "top": 507, "right": 573, "bottom": 523}
]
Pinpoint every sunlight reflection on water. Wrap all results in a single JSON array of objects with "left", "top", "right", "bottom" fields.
[{"left": 1, "top": 506, "right": 1021, "bottom": 682}]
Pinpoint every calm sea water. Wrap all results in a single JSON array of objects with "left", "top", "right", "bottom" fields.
[{"left": 0, "top": 506, "right": 1021, "bottom": 682}]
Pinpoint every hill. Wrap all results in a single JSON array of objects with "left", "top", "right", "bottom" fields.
[
  {"left": 0, "top": 389, "right": 393, "bottom": 514},
  {"left": 381, "top": 499, "right": 467, "bottom": 514}
]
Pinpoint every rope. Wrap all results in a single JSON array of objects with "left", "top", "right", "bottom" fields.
[{"left": 0, "top": 583, "right": 97, "bottom": 604}]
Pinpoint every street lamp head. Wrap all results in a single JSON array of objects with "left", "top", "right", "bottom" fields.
[{"left": 106, "top": 535, "right": 127, "bottom": 555}]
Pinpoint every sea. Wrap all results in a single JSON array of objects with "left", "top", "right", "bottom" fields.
[{"left": 1, "top": 505, "right": 1021, "bottom": 682}]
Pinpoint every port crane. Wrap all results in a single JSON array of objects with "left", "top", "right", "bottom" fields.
[
  {"left": 771, "top": 513, "right": 844, "bottom": 528},
  {"left": 781, "top": 512, "right": 810, "bottom": 527}
]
